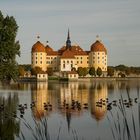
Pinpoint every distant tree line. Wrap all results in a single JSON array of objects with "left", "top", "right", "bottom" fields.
[
  {"left": 107, "top": 65, "right": 140, "bottom": 77},
  {"left": 18, "top": 64, "right": 140, "bottom": 78}
]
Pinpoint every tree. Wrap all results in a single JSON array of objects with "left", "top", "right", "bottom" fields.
[
  {"left": 82, "top": 67, "right": 88, "bottom": 77},
  {"left": 96, "top": 67, "right": 102, "bottom": 77},
  {"left": 18, "top": 66, "right": 25, "bottom": 76},
  {"left": 0, "top": 11, "right": 20, "bottom": 82},
  {"left": 31, "top": 66, "right": 44, "bottom": 75},
  {"left": 77, "top": 67, "right": 83, "bottom": 77},
  {"left": 47, "top": 67, "right": 53, "bottom": 76},
  {"left": 118, "top": 72, "right": 126, "bottom": 78},
  {"left": 125, "top": 68, "right": 131, "bottom": 76},
  {"left": 89, "top": 67, "right": 95, "bottom": 77},
  {"left": 107, "top": 67, "right": 114, "bottom": 77}
]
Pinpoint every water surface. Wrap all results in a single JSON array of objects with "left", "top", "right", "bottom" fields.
[{"left": 0, "top": 80, "right": 140, "bottom": 140}]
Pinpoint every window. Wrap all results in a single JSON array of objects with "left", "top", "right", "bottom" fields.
[
  {"left": 70, "top": 74, "right": 72, "bottom": 77},
  {"left": 81, "top": 57, "right": 82, "bottom": 59},
  {"left": 98, "top": 61, "right": 100, "bottom": 63},
  {"left": 40, "top": 57, "right": 42, "bottom": 59},
  {"left": 81, "top": 61, "right": 82, "bottom": 64},
  {"left": 36, "top": 61, "right": 37, "bottom": 64},
  {"left": 98, "top": 57, "right": 100, "bottom": 59},
  {"left": 40, "top": 53, "right": 42, "bottom": 55},
  {"left": 71, "top": 64, "right": 73, "bottom": 67},
  {"left": 74, "top": 75, "right": 76, "bottom": 77},
  {"left": 36, "top": 57, "right": 37, "bottom": 59},
  {"left": 63, "top": 60, "right": 65, "bottom": 63},
  {"left": 87, "top": 61, "right": 88, "bottom": 64},
  {"left": 98, "top": 52, "right": 100, "bottom": 55},
  {"left": 63, "top": 64, "right": 65, "bottom": 68},
  {"left": 43, "top": 75, "right": 45, "bottom": 77},
  {"left": 77, "top": 61, "right": 79, "bottom": 64},
  {"left": 102, "top": 57, "right": 104, "bottom": 59},
  {"left": 77, "top": 57, "right": 79, "bottom": 59},
  {"left": 40, "top": 61, "right": 42, "bottom": 64},
  {"left": 67, "top": 60, "right": 69, "bottom": 63},
  {"left": 87, "top": 57, "right": 89, "bottom": 59},
  {"left": 102, "top": 52, "right": 104, "bottom": 55},
  {"left": 71, "top": 61, "right": 73, "bottom": 63}
]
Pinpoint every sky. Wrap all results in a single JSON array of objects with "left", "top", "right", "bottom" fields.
[{"left": 0, "top": 0, "right": 140, "bottom": 66}]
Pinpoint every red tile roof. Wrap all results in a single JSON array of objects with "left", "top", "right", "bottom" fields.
[
  {"left": 90, "top": 40, "right": 107, "bottom": 54},
  {"left": 61, "top": 49, "right": 75, "bottom": 59},
  {"left": 32, "top": 41, "right": 46, "bottom": 52}
]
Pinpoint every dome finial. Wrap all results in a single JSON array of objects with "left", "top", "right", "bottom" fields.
[
  {"left": 96, "top": 35, "right": 99, "bottom": 41},
  {"left": 96, "top": 35, "right": 101, "bottom": 42},
  {"left": 37, "top": 35, "right": 40, "bottom": 41},
  {"left": 46, "top": 41, "right": 49, "bottom": 46}
]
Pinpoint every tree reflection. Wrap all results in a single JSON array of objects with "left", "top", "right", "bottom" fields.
[{"left": 0, "top": 94, "right": 20, "bottom": 140}]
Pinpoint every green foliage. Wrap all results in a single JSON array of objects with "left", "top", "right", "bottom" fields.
[
  {"left": 77, "top": 67, "right": 88, "bottom": 77},
  {"left": 96, "top": 67, "right": 102, "bottom": 77},
  {"left": 115, "top": 65, "right": 127, "bottom": 72},
  {"left": 89, "top": 67, "right": 95, "bottom": 76},
  {"left": 18, "top": 66, "right": 25, "bottom": 76},
  {"left": 82, "top": 67, "right": 88, "bottom": 77},
  {"left": 0, "top": 95, "right": 20, "bottom": 140},
  {"left": 71, "top": 67, "right": 76, "bottom": 71},
  {"left": 47, "top": 67, "right": 53, "bottom": 76},
  {"left": 31, "top": 66, "right": 44, "bottom": 75},
  {"left": 107, "top": 66, "right": 114, "bottom": 77},
  {"left": 118, "top": 72, "right": 126, "bottom": 78},
  {"left": 19, "top": 64, "right": 31, "bottom": 71},
  {"left": 125, "top": 68, "right": 131, "bottom": 76},
  {"left": 77, "top": 67, "right": 83, "bottom": 77},
  {"left": 0, "top": 11, "right": 20, "bottom": 82}
]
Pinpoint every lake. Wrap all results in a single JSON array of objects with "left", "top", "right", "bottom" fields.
[{"left": 0, "top": 79, "right": 140, "bottom": 140}]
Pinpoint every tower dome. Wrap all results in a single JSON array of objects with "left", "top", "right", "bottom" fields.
[
  {"left": 90, "top": 40, "right": 107, "bottom": 54},
  {"left": 45, "top": 45, "right": 54, "bottom": 52},
  {"left": 32, "top": 41, "right": 46, "bottom": 52}
]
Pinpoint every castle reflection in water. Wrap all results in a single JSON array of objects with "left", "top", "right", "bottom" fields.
[{"left": 31, "top": 81, "right": 110, "bottom": 121}]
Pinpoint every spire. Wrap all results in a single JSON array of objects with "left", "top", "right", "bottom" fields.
[
  {"left": 66, "top": 29, "right": 71, "bottom": 48},
  {"left": 67, "top": 28, "right": 70, "bottom": 40}
]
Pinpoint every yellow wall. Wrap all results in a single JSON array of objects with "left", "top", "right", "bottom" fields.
[
  {"left": 75, "top": 55, "right": 89, "bottom": 68},
  {"left": 32, "top": 52, "right": 47, "bottom": 71},
  {"left": 32, "top": 51, "right": 107, "bottom": 72},
  {"left": 89, "top": 52, "right": 107, "bottom": 71}
]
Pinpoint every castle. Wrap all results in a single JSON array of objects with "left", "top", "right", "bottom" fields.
[{"left": 31, "top": 30, "right": 107, "bottom": 73}]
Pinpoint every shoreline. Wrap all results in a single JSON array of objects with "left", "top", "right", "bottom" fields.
[{"left": 18, "top": 76, "right": 140, "bottom": 83}]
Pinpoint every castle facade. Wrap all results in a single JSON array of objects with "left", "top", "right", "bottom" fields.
[{"left": 31, "top": 30, "right": 107, "bottom": 73}]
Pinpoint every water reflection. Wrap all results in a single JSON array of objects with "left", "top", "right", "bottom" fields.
[
  {"left": 89, "top": 82, "right": 108, "bottom": 121},
  {"left": 0, "top": 80, "right": 140, "bottom": 140},
  {"left": 31, "top": 81, "right": 109, "bottom": 122},
  {"left": 0, "top": 93, "right": 20, "bottom": 140}
]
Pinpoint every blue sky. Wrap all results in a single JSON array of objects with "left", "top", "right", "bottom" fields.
[{"left": 0, "top": 0, "right": 140, "bottom": 66}]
